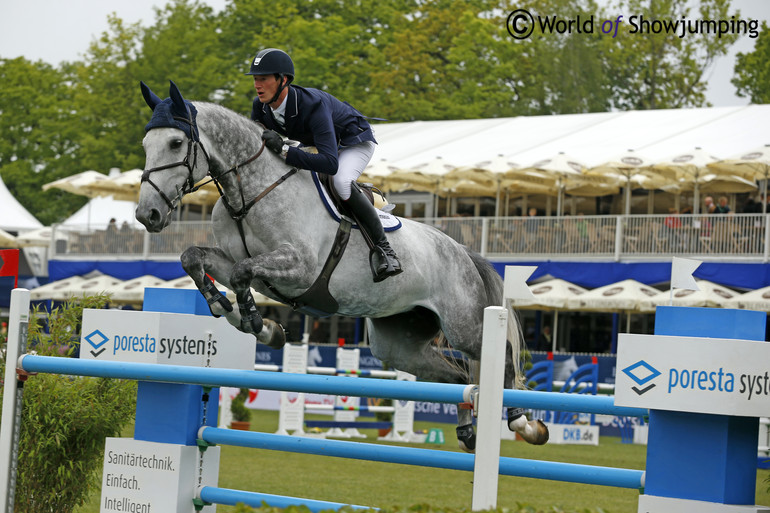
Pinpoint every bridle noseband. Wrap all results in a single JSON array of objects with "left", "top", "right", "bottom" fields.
[
  {"left": 141, "top": 108, "right": 297, "bottom": 257},
  {"left": 141, "top": 112, "right": 208, "bottom": 213}
]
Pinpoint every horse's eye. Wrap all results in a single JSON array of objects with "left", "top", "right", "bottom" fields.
[{"left": 170, "top": 139, "right": 183, "bottom": 150}]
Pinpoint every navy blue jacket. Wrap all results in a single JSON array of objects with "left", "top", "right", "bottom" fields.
[{"left": 251, "top": 85, "right": 376, "bottom": 175}]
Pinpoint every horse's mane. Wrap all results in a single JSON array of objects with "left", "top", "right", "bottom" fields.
[{"left": 193, "top": 101, "right": 263, "bottom": 139}]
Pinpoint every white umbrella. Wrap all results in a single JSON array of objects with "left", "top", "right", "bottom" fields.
[
  {"left": 707, "top": 144, "right": 770, "bottom": 213},
  {"left": 513, "top": 278, "right": 589, "bottom": 310},
  {"left": 722, "top": 285, "right": 770, "bottom": 312},
  {"left": 653, "top": 147, "right": 721, "bottom": 214},
  {"left": 587, "top": 149, "right": 672, "bottom": 215},
  {"left": 107, "top": 275, "right": 169, "bottom": 304},
  {"left": 476, "top": 155, "right": 523, "bottom": 216},
  {"left": 84, "top": 169, "right": 144, "bottom": 202},
  {"left": 41, "top": 170, "right": 110, "bottom": 198},
  {"left": 15, "top": 227, "right": 68, "bottom": 248},
  {"left": 512, "top": 278, "right": 589, "bottom": 352},
  {"left": 509, "top": 152, "right": 587, "bottom": 215},
  {"left": 362, "top": 158, "right": 401, "bottom": 191},
  {"left": 641, "top": 280, "right": 738, "bottom": 311},
  {"left": 72, "top": 274, "right": 124, "bottom": 296},
  {"left": 29, "top": 276, "right": 87, "bottom": 301},
  {"left": 566, "top": 279, "right": 660, "bottom": 333}
]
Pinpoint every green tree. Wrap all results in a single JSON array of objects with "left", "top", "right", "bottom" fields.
[
  {"left": 66, "top": 15, "right": 149, "bottom": 175},
  {"left": 601, "top": 0, "right": 739, "bottom": 110},
  {"left": 0, "top": 58, "right": 87, "bottom": 225},
  {"left": 1, "top": 295, "right": 136, "bottom": 513},
  {"left": 732, "top": 21, "right": 770, "bottom": 104}
]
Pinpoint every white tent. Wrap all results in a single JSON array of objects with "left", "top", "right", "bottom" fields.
[
  {"left": 371, "top": 105, "right": 770, "bottom": 171},
  {"left": 61, "top": 195, "right": 141, "bottom": 229},
  {"left": 0, "top": 174, "right": 43, "bottom": 232}
]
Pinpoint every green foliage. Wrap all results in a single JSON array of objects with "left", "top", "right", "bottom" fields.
[
  {"left": 0, "top": 0, "right": 752, "bottom": 223},
  {"left": 0, "top": 295, "right": 136, "bottom": 513},
  {"left": 600, "top": 0, "right": 739, "bottom": 109},
  {"left": 733, "top": 21, "right": 770, "bottom": 104},
  {"left": 231, "top": 388, "right": 251, "bottom": 422}
]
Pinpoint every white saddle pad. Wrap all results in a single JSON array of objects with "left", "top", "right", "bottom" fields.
[{"left": 311, "top": 172, "right": 402, "bottom": 232}]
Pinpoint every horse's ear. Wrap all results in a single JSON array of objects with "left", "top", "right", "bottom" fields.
[
  {"left": 140, "top": 81, "right": 162, "bottom": 110},
  {"left": 168, "top": 80, "right": 186, "bottom": 113}
]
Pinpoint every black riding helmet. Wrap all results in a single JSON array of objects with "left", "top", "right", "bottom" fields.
[{"left": 246, "top": 48, "right": 294, "bottom": 104}]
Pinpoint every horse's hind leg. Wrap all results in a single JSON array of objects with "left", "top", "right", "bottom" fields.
[
  {"left": 441, "top": 307, "right": 548, "bottom": 447},
  {"left": 366, "top": 309, "right": 480, "bottom": 452},
  {"left": 181, "top": 246, "right": 285, "bottom": 349}
]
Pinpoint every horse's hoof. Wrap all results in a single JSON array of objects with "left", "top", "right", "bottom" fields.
[
  {"left": 456, "top": 424, "right": 476, "bottom": 453},
  {"left": 262, "top": 320, "right": 286, "bottom": 349},
  {"left": 509, "top": 417, "right": 549, "bottom": 445}
]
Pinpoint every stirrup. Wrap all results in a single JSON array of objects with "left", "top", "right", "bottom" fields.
[{"left": 369, "top": 246, "right": 403, "bottom": 283}]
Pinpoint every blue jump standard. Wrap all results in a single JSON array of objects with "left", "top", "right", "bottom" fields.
[
  {"left": 649, "top": 306, "right": 765, "bottom": 506},
  {"left": 199, "top": 428, "right": 644, "bottom": 490},
  {"left": 18, "top": 355, "right": 647, "bottom": 418}
]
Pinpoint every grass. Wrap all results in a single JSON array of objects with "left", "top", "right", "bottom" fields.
[{"left": 75, "top": 409, "right": 770, "bottom": 513}]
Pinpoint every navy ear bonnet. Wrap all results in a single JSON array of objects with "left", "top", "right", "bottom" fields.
[{"left": 140, "top": 80, "right": 200, "bottom": 141}]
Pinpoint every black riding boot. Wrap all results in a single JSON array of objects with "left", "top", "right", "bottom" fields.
[{"left": 344, "top": 186, "right": 403, "bottom": 282}]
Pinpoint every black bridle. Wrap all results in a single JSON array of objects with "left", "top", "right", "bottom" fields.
[{"left": 141, "top": 110, "right": 297, "bottom": 256}]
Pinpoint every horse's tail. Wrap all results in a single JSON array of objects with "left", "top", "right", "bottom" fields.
[{"left": 466, "top": 249, "right": 526, "bottom": 389}]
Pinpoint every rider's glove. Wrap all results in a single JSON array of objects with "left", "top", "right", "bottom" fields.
[{"left": 262, "top": 130, "right": 284, "bottom": 155}]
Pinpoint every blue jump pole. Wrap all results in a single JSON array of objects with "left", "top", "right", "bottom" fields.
[
  {"left": 198, "top": 487, "right": 373, "bottom": 512},
  {"left": 199, "top": 428, "right": 644, "bottom": 490},
  {"left": 18, "top": 355, "right": 466, "bottom": 404},
  {"left": 503, "top": 389, "right": 647, "bottom": 418},
  {"left": 19, "top": 355, "right": 648, "bottom": 418}
]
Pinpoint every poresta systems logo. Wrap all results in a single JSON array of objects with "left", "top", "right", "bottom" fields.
[
  {"left": 506, "top": 9, "right": 759, "bottom": 40},
  {"left": 83, "top": 328, "right": 217, "bottom": 359},
  {"left": 622, "top": 359, "right": 770, "bottom": 401}
]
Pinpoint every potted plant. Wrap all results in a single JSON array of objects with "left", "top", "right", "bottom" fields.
[{"left": 230, "top": 388, "right": 251, "bottom": 430}]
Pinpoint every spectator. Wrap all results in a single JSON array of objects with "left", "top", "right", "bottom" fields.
[
  {"left": 704, "top": 196, "right": 716, "bottom": 213},
  {"left": 714, "top": 196, "right": 731, "bottom": 214}
]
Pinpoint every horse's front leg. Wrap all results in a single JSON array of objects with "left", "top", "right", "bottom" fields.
[
  {"left": 229, "top": 242, "right": 315, "bottom": 347},
  {"left": 181, "top": 245, "right": 237, "bottom": 319},
  {"left": 181, "top": 245, "right": 288, "bottom": 349}
]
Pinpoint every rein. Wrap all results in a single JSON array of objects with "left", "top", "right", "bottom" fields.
[{"left": 142, "top": 113, "right": 297, "bottom": 257}]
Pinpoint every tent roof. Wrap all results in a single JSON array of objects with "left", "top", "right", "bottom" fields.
[
  {"left": 0, "top": 174, "right": 43, "bottom": 232},
  {"left": 371, "top": 105, "right": 770, "bottom": 170},
  {"left": 61, "top": 195, "right": 141, "bottom": 228}
]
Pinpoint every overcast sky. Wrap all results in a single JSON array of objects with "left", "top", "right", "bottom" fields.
[{"left": 1, "top": 0, "right": 768, "bottom": 107}]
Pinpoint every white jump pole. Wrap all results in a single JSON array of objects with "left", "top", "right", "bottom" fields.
[
  {"left": 0, "top": 289, "right": 30, "bottom": 513},
  {"left": 471, "top": 306, "right": 507, "bottom": 511}
]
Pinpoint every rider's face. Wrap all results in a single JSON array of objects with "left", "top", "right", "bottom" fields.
[{"left": 253, "top": 74, "right": 281, "bottom": 104}]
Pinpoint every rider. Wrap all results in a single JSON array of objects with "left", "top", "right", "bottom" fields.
[{"left": 246, "top": 48, "right": 402, "bottom": 283}]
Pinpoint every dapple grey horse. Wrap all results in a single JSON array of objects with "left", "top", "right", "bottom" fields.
[{"left": 135, "top": 81, "right": 548, "bottom": 451}]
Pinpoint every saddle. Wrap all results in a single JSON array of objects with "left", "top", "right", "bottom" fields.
[{"left": 264, "top": 175, "right": 390, "bottom": 318}]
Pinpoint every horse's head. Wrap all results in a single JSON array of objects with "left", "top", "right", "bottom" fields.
[{"left": 136, "top": 80, "right": 209, "bottom": 232}]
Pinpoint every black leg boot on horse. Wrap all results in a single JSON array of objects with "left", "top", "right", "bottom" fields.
[{"left": 343, "top": 185, "right": 403, "bottom": 282}]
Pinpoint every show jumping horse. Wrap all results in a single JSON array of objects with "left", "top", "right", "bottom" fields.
[{"left": 135, "top": 81, "right": 548, "bottom": 451}]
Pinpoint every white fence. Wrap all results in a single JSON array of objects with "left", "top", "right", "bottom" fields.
[{"left": 50, "top": 213, "right": 770, "bottom": 261}]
